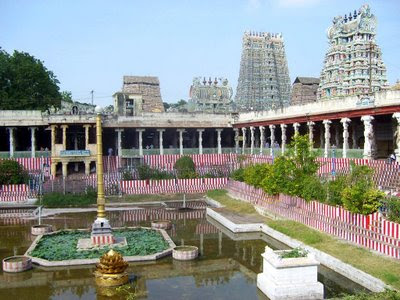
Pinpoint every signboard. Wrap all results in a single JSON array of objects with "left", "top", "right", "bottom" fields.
[{"left": 60, "top": 150, "right": 90, "bottom": 157}]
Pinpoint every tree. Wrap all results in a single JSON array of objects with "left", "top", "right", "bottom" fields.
[
  {"left": 61, "top": 91, "right": 73, "bottom": 103},
  {"left": 174, "top": 156, "right": 197, "bottom": 179},
  {"left": 0, "top": 49, "right": 62, "bottom": 111},
  {"left": 0, "top": 160, "right": 29, "bottom": 185},
  {"left": 163, "top": 102, "right": 170, "bottom": 110}
]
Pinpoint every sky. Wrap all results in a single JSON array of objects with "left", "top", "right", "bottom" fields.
[{"left": 1, "top": 0, "right": 399, "bottom": 107}]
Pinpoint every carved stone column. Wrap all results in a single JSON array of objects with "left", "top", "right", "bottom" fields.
[
  {"left": 320, "top": 123, "right": 325, "bottom": 149},
  {"left": 216, "top": 129, "right": 223, "bottom": 154},
  {"left": 269, "top": 125, "right": 275, "bottom": 156},
  {"left": 293, "top": 123, "right": 300, "bottom": 137},
  {"left": 85, "top": 161, "right": 90, "bottom": 175},
  {"left": 83, "top": 125, "right": 91, "bottom": 150},
  {"left": 361, "top": 115, "right": 374, "bottom": 159},
  {"left": 115, "top": 128, "right": 123, "bottom": 156},
  {"left": 157, "top": 129, "right": 165, "bottom": 155},
  {"left": 352, "top": 124, "right": 357, "bottom": 149},
  {"left": 250, "top": 127, "right": 255, "bottom": 155},
  {"left": 323, "top": 120, "right": 332, "bottom": 158},
  {"left": 234, "top": 128, "right": 239, "bottom": 154},
  {"left": 340, "top": 118, "right": 351, "bottom": 158},
  {"left": 307, "top": 121, "right": 315, "bottom": 149},
  {"left": 137, "top": 129, "right": 145, "bottom": 156},
  {"left": 62, "top": 162, "right": 68, "bottom": 178},
  {"left": 259, "top": 126, "right": 265, "bottom": 155},
  {"left": 7, "top": 127, "right": 15, "bottom": 158},
  {"left": 51, "top": 125, "right": 57, "bottom": 157},
  {"left": 30, "top": 127, "right": 37, "bottom": 158},
  {"left": 197, "top": 129, "right": 204, "bottom": 154},
  {"left": 242, "top": 127, "right": 247, "bottom": 154},
  {"left": 177, "top": 129, "right": 185, "bottom": 155},
  {"left": 280, "top": 124, "right": 287, "bottom": 154},
  {"left": 61, "top": 125, "right": 68, "bottom": 151},
  {"left": 393, "top": 113, "right": 400, "bottom": 162}
]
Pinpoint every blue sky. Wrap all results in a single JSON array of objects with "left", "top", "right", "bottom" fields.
[{"left": 1, "top": 0, "right": 399, "bottom": 106}]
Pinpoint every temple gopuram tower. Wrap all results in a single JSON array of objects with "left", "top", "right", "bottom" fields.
[
  {"left": 318, "top": 4, "right": 388, "bottom": 100},
  {"left": 235, "top": 31, "right": 291, "bottom": 111}
]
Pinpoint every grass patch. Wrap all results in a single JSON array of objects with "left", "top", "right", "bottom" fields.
[
  {"left": 207, "top": 190, "right": 400, "bottom": 290},
  {"left": 29, "top": 228, "right": 169, "bottom": 261},
  {"left": 41, "top": 190, "right": 97, "bottom": 208},
  {"left": 207, "top": 189, "right": 257, "bottom": 215},
  {"left": 334, "top": 290, "right": 400, "bottom": 299},
  {"left": 107, "top": 193, "right": 204, "bottom": 203}
]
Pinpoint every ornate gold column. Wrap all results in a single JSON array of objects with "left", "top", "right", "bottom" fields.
[{"left": 96, "top": 112, "right": 105, "bottom": 218}]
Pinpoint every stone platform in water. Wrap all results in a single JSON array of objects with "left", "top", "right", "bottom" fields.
[{"left": 25, "top": 227, "right": 176, "bottom": 267}]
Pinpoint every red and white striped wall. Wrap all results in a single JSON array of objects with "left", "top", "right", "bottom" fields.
[
  {"left": 91, "top": 234, "right": 115, "bottom": 245},
  {"left": 227, "top": 180, "right": 400, "bottom": 260}
]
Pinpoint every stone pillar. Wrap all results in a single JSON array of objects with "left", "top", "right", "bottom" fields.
[
  {"left": 30, "top": 127, "right": 37, "bottom": 158},
  {"left": 393, "top": 113, "right": 400, "bottom": 162},
  {"left": 85, "top": 161, "right": 90, "bottom": 175},
  {"left": 7, "top": 127, "right": 15, "bottom": 158},
  {"left": 177, "top": 129, "right": 185, "bottom": 155},
  {"left": 51, "top": 125, "right": 57, "bottom": 157},
  {"left": 157, "top": 129, "right": 165, "bottom": 155},
  {"left": 197, "top": 129, "right": 204, "bottom": 154},
  {"left": 51, "top": 162, "right": 56, "bottom": 176},
  {"left": 250, "top": 126, "right": 255, "bottom": 155},
  {"left": 293, "top": 122, "right": 300, "bottom": 137},
  {"left": 352, "top": 124, "right": 357, "bottom": 149},
  {"left": 307, "top": 121, "right": 315, "bottom": 149},
  {"left": 242, "top": 127, "right": 247, "bottom": 154},
  {"left": 259, "top": 126, "right": 265, "bottom": 155},
  {"left": 323, "top": 120, "right": 332, "bottom": 158},
  {"left": 62, "top": 162, "right": 68, "bottom": 178},
  {"left": 61, "top": 125, "right": 68, "bottom": 150},
  {"left": 361, "top": 115, "right": 374, "bottom": 159},
  {"left": 83, "top": 125, "right": 91, "bottom": 149},
  {"left": 341, "top": 118, "right": 351, "bottom": 158},
  {"left": 137, "top": 129, "right": 145, "bottom": 156},
  {"left": 216, "top": 129, "right": 223, "bottom": 154},
  {"left": 115, "top": 128, "right": 123, "bottom": 156},
  {"left": 234, "top": 128, "right": 240, "bottom": 153},
  {"left": 280, "top": 124, "right": 287, "bottom": 154},
  {"left": 269, "top": 125, "right": 275, "bottom": 156}
]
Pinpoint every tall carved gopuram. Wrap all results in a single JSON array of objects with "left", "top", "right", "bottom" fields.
[{"left": 318, "top": 4, "right": 388, "bottom": 100}]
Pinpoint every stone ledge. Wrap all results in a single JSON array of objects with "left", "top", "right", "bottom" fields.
[{"left": 206, "top": 205, "right": 389, "bottom": 293}]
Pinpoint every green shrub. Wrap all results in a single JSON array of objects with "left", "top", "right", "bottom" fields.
[
  {"left": 337, "top": 290, "right": 400, "bottom": 300},
  {"left": 174, "top": 156, "right": 197, "bottom": 179},
  {"left": 342, "top": 186, "right": 384, "bottom": 215},
  {"left": 137, "top": 164, "right": 174, "bottom": 180},
  {"left": 0, "top": 160, "right": 29, "bottom": 185},
  {"left": 382, "top": 197, "right": 400, "bottom": 223},
  {"left": 42, "top": 190, "right": 97, "bottom": 207},
  {"left": 261, "top": 156, "right": 294, "bottom": 195},
  {"left": 243, "top": 163, "right": 270, "bottom": 188},
  {"left": 279, "top": 247, "right": 308, "bottom": 259},
  {"left": 122, "top": 170, "right": 134, "bottom": 180},
  {"left": 231, "top": 167, "right": 245, "bottom": 182},
  {"left": 298, "top": 175, "right": 326, "bottom": 202},
  {"left": 326, "top": 175, "right": 347, "bottom": 206},
  {"left": 341, "top": 163, "right": 384, "bottom": 215}
]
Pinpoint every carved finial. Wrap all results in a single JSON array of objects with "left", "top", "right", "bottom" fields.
[
  {"left": 203, "top": 77, "right": 206, "bottom": 85},
  {"left": 353, "top": 10, "right": 357, "bottom": 18},
  {"left": 344, "top": 14, "right": 347, "bottom": 22},
  {"left": 214, "top": 77, "right": 218, "bottom": 85},
  {"left": 208, "top": 77, "right": 212, "bottom": 85},
  {"left": 348, "top": 12, "right": 352, "bottom": 21}
]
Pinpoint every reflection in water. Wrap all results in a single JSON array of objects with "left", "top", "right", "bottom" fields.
[{"left": 0, "top": 204, "right": 365, "bottom": 299}]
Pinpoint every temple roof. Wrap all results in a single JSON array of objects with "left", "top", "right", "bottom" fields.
[
  {"left": 293, "top": 77, "right": 320, "bottom": 85},
  {"left": 123, "top": 76, "right": 160, "bottom": 85}
]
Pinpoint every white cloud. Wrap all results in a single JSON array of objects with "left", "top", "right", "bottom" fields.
[{"left": 247, "top": 0, "right": 262, "bottom": 11}]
